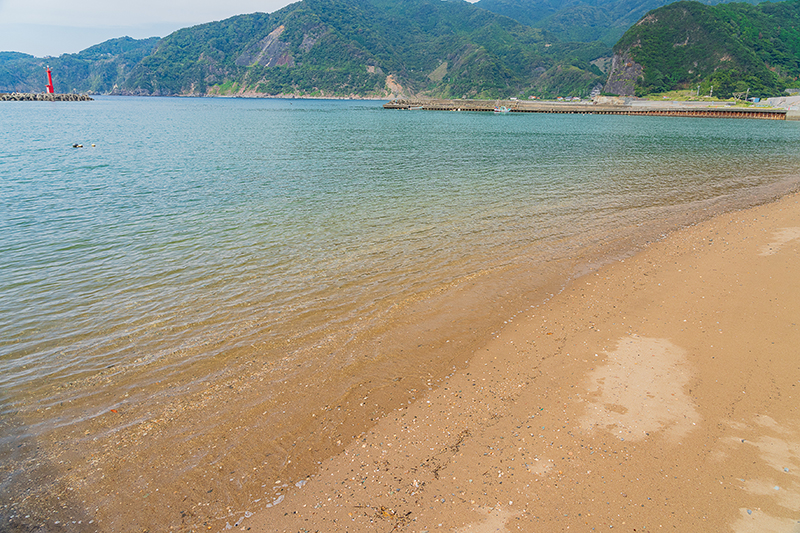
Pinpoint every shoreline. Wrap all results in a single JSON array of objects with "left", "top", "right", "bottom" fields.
[
  {"left": 6, "top": 181, "right": 800, "bottom": 533},
  {"left": 248, "top": 191, "right": 800, "bottom": 532},
  {"left": 100, "top": 92, "right": 393, "bottom": 101}
]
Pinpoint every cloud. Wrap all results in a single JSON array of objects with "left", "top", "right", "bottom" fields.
[
  {"left": 0, "top": 0, "right": 291, "bottom": 27},
  {"left": 0, "top": 0, "right": 295, "bottom": 56}
]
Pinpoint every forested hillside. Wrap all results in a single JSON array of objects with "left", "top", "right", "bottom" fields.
[
  {"left": 121, "top": 0, "right": 609, "bottom": 98},
  {"left": 608, "top": 0, "right": 800, "bottom": 97}
]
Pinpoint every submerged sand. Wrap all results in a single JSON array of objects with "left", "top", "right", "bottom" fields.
[{"left": 247, "top": 192, "right": 800, "bottom": 532}]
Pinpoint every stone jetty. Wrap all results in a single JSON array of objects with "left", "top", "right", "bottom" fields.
[{"left": 1, "top": 93, "right": 93, "bottom": 102}]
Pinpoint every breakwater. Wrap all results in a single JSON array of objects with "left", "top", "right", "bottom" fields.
[
  {"left": 1, "top": 92, "right": 93, "bottom": 102},
  {"left": 384, "top": 98, "right": 791, "bottom": 120}
]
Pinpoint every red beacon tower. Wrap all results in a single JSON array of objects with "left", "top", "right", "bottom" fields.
[{"left": 46, "top": 67, "right": 55, "bottom": 94}]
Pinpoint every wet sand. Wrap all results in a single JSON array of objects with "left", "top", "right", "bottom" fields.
[{"left": 248, "top": 192, "right": 800, "bottom": 532}]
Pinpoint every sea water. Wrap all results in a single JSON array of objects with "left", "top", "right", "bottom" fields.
[{"left": 1, "top": 96, "right": 799, "bottom": 531}]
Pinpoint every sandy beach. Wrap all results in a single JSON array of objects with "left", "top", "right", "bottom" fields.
[{"left": 247, "top": 192, "right": 800, "bottom": 532}]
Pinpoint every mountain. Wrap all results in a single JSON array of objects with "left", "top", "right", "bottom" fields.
[
  {"left": 119, "top": 0, "right": 610, "bottom": 99},
  {"left": 0, "top": 37, "right": 160, "bottom": 94},
  {"left": 474, "top": 0, "right": 761, "bottom": 45},
  {"left": 0, "top": 0, "right": 610, "bottom": 99},
  {"left": 605, "top": 0, "right": 800, "bottom": 97}
]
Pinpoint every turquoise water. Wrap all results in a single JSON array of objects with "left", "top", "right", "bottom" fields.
[{"left": 1, "top": 96, "right": 799, "bottom": 531}]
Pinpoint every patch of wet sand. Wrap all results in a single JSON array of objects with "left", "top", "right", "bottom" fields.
[
  {"left": 580, "top": 336, "right": 700, "bottom": 442},
  {"left": 248, "top": 192, "right": 800, "bottom": 532}
]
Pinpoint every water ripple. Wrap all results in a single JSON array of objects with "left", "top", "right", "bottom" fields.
[{"left": 1, "top": 96, "right": 799, "bottom": 406}]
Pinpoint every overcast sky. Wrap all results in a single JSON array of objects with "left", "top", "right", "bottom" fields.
[{"left": 0, "top": 0, "right": 298, "bottom": 57}]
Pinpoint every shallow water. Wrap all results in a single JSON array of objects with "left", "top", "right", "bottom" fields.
[{"left": 1, "top": 96, "right": 799, "bottom": 531}]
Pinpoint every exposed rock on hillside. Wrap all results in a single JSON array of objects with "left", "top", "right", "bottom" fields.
[
  {"left": 603, "top": 51, "right": 643, "bottom": 96},
  {"left": 610, "top": 0, "right": 800, "bottom": 98},
  {"left": 235, "top": 25, "right": 294, "bottom": 67}
]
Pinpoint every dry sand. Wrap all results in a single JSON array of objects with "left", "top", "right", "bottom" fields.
[{"left": 245, "top": 193, "right": 800, "bottom": 533}]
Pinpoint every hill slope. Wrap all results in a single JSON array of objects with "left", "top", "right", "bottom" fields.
[
  {"left": 605, "top": 0, "right": 800, "bottom": 97},
  {"left": 120, "top": 0, "right": 610, "bottom": 99}
]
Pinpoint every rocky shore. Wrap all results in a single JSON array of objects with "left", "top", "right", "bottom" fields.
[{"left": 0, "top": 93, "right": 93, "bottom": 102}]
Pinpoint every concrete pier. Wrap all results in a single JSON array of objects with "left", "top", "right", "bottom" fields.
[
  {"left": 1, "top": 93, "right": 93, "bottom": 102},
  {"left": 384, "top": 98, "right": 791, "bottom": 120}
]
